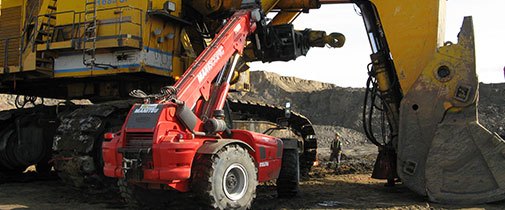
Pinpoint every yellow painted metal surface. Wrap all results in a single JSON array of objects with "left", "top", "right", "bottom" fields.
[
  {"left": 171, "top": 56, "right": 184, "bottom": 79},
  {"left": 275, "top": 0, "right": 320, "bottom": 9},
  {"left": 188, "top": 0, "right": 243, "bottom": 16},
  {"left": 370, "top": 0, "right": 446, "bottom": 94},
  {"left": 38, "top": 41, "right": 73, "bottom": 50},
  {"left": 270, "top": 11, "right": 301, "bottom": 25},
  {"left": 261, "top": 0, "right": 281, "bottom": 13},
  {"left": 54, "top": 67, "right": 132, "bottom": 78},
  {"left": 33, "top": 0, "right": 183, "bottom": 78},
  {"left": 1, "top": 0, "right": 23, "bottom": 8},
  {"left": 1, "top": 52, "right": 38, "bottom": 74},
  {"left": 0, "top": 3, "right": 22, "bottom": 67}
]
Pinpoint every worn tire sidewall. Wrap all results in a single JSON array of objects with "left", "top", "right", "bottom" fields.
[{"left": 212, "top": 146, "right": 257, "bottom": 209}]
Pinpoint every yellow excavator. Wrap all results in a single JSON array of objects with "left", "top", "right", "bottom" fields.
[{"left": 0, "top": 0, "right": 503, "bottom": 206}]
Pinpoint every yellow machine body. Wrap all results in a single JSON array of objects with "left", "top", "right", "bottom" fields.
[
  {"left": 368, "top": 0, "right": 505, "bottom": 204},
  {"left": 52, "top": 0, "right": 184, "bottom": 77},
  {"left": 0, "top": 0, "right": 192, "bottom": 99},
  {"left": 0, "top": 1, "right": 25, "bottom": 72},
  {"left": 370, "top": 0, "right": 446, "bottom": 94}
]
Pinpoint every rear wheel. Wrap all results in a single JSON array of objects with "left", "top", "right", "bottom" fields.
[
  {"left": 192, "top": 144, "right": 257, "bottom": 209},
  {"left": 276, "top": 148, "right": 300, "bottom": 198},
  {"left": 35, "top": 160, "right": 52, "bottom": 175},
  {"left": 0, "top": 107, "right": 58, "bottom": 181}
]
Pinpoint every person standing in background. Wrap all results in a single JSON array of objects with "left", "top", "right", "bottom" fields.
[{"left": 330, "top": 133, "right": 343, "bottom": 165}]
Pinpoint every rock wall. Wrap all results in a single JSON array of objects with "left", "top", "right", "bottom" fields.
[
  {"left": 232, "top": 71, "right": 366, "bottom": 131},
  {"left": 232, "top": 71, "right": 505, "bottom": 160},
  {"left": 478, "top": 83, "right": 505, "bottom": 135},
  {"left": 230, "top": 71, "right": 505, "bottom": 149}
]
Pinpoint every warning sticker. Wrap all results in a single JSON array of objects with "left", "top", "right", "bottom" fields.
[
  {"left": 259, "top": 161, "right": 269, "bottom": 167},
  {"left": 126, "top": 104, "right": 163, "bottom": 130}
]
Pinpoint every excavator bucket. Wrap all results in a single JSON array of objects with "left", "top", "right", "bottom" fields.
[{"left": 396, "top": 17, "right": 505, "bottom": 204}]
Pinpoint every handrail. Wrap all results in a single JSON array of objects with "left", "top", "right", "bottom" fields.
[
  {"left": 5, "top": 5, "right": 146, "bottom": 71},
  {"left": 0, "top": 36, "right": 21, "bottom": 41},
  {"left": 79, "top": 6, "right": 143, "bottom": 48},
  {"left": 37, "top": 6, "right": 144, "bottom": 44}
]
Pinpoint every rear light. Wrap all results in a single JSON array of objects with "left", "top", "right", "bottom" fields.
[{"left": 104, "top": 132, "right": 116, "bottom": 141}]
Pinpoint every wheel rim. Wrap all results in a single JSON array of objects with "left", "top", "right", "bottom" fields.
[{"left": 223, "top": 163, "right": 248, "bottom": 201}]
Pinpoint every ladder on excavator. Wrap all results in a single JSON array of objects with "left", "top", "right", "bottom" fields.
[
  {"left": 19, "top": 0, "right": 39, "bottom": 70},
  {"left": 83, "top": 0, "right": 98, "bottom": 69},
  {"left": 36, "top": 0, "right": 58, "bottom": 48},
  {"left": 20, "top": 1, "right": 38, "bottom": 54},
  {"left": 19, "top": 0, "right": 58, "bottom": 73},
  {"left": 21, "top": 0, "right": 57, "bottom": 53},
  {"left": 36, "top": 0, "right": 58, "bottom": 73}
]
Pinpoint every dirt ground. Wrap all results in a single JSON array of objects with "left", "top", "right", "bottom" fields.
[
  {"left": 0, "top": 77, "right": 503, "bottom": 209},
  {"left": 1, "top": 167, "right": 503, "bottom": 210}
]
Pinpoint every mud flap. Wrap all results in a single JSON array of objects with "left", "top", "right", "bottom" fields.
[{"left": 397, "top": 17, "right": 505, "bottom": 204}]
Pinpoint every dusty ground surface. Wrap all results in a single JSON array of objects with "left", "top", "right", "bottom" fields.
[
  {"left": 0, "top": 72, "right": 503, "bottom": 209},
  {"left": 1, "top": 168, "right": 504, "bottom": 210}
]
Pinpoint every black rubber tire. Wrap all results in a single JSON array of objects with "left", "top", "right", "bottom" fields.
[
  {"left": 298, "top": 125, "right": 317, "bottom": 179},
  {"left": 191, "top": 144, "right": 257, "bottom": 209},
  {"left": 276, "top": 148, "right": 299, "bottom": 198},
  {"left": 35, "top": 160, "right": 52, "bottom": 175},
  {"left": 0, "top": 106, "right": 59, "bottom": 182},
  {"left": 0, "top": 166, "right": 26, "bottom": 183}
]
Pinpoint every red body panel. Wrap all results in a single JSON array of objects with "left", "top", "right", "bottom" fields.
[
  {"left": 231, "top": 130, "right": 283, "bottom": 182},
  {"left": 173, "top": 10, "right": 255, "bottom": 111},
  {"left": 103, "top": 103, "right": 283, "bottom": 192}
]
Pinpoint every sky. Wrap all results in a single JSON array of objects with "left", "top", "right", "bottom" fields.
[{"left": 249, "top": 0, "right": 505, "bottom": 87}]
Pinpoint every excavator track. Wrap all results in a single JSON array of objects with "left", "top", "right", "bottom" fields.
[
  {"left": 52, "top": 101, "right": 133, "bottom": 188},
  {"left": 228, "top": 98, "right": 318, "bottom": 177}
]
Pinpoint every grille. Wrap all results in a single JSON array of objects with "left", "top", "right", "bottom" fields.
[
  {"left": 125, "top": 133, "right": 153, "bottom": 148},
  {"left": 123, "top": 133, "right": 154, "bottom": 173}
]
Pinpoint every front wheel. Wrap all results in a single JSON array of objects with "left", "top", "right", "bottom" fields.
[{"left": 191, "top": 144, "right": 257, "bottom": 209}]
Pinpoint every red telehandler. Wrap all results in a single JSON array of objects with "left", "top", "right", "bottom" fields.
[{"left": 102, "top": 9, "right": 310, "bottom": 209}]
